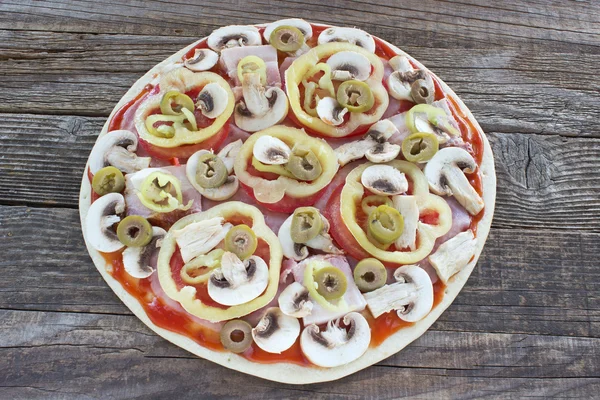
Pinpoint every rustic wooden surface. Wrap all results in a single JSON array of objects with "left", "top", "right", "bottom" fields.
[{"left": 1, "top": 0, "right": 598, "bottom": 398}]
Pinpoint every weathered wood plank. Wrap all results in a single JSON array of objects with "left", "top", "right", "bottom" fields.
[
  {"left": 2, "top": 114, "right": 599, "bottom": 230},
  {"left": 1, "top": 309, "right": 599, "bottom": 399},
  {"left": 1, "top": 206, "right": 598, "bottom": 338}
]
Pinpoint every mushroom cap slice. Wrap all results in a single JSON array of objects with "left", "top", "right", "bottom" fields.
[
  {"left": 393, "top": 265, "right": 434, "bottom": 322},
  {"left": 252, "top": 307, "right": 301, "bottom": 354},
  {"left": 361, "top": 164, "right": 409, "bottom": 195},
  {"left": 252, "top": 135, "right": 291, "bottom": 165},
  {"left": 85, "top": 192, "right": 125, "bottom": 253},
  {"left": 217, "top": 139, "right": 243, "bottom": 174},
  {"left": 208, "top": 253, "right": 269, "bottom": 306},
  {"left": 423, "top": 147, "right": 484, "bottom": 216},
  {"left": 316, "top": 97, "right": 348, "bottom": 126},
  {"left": 326, "top": 51, "right": 371, "bottom": 81},
  {"left": 317, "top": 27, "right": 376, "bottom": 53},
  {"left": 300, "top": 312, "right": 371, "bottom": 368},
  {"left": 123, "top": 227, "right": 167, "bottom": 279},
  {"left": 365, "top": 142, "right": 401, "bottom": 163},
  {"left": 88, "top": 130, "right": 150, "bottom": 174},
  {"left": 196, "top": 82, "right": 229, "bottom": 119},
  {"left": 207, "top": 25, "right": 261, "bottom": 52},
  {"left": 184, "top": 49, "right": 219, "bottom": 72},
  {"left": 278, "top": 282, "right": 313, "bottom": 317},
  {"left": 263, "top": 18, "right": 313, "bottom": 41},
  {"left": 234, "top": 73, "right": 289, "bottom": 133}
]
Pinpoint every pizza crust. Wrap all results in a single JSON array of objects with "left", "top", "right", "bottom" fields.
[{"left": 79, "top": 24, "right": 496, "bottom": 384}]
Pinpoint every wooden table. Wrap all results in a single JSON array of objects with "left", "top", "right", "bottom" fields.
[{"left": 1, "top": 1, "right": 598, "bottom": 398}]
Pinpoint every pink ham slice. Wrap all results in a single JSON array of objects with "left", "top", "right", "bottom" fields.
[
  {"left": 279, "top": 56, "right": 297, "bottom": 86},
  {"left": 289, "top": 255, "right": 366, "bottom": 326},
  {"left": 220, "top": 45, "right": 281, "bottom": 88}
]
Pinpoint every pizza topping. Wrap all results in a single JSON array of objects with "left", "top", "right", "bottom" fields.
[
  {"left": 279, "top": 210, "right": 342, "bottom": 261},
  {"left": 364, "top": 265, "right": 433, "bottom": 322},
  {"left": 312, "top": 265, "right": 348, "bottom": 300},
  {"left": 180, "top": 248, "right": 224, "bottom": 284},
  {"left": 89, "top": 130, "right": 150, "bottom": 174},
  {"left": 135, "top": 170, "right": 193, "bottom": 213},
  {"left": 401, "top": 132, "right": 439, "bottom": 163},
  {"left": 269, "top": 25, "right": 305, "bottom": 53},
  {"left": 424, "top": 147, "right": 484, "bottom": 215},
  {"left": 286, "top": 144, "right": 323, "bottom": 181},
  {"left": 116, "top": 215, "right": 153, "bottom": 247},
  {"left": 392, "top": 195, "right": 419, "bottom": 251},
  {"left": 290, "top": 207, "right": 322, "bottom": 243},
  {"left": 207, "top": 25, "right": 261, "bottom": 52},
  {"left": 387, "top": 55, "right": 434, "bottom": 104},
  {"left": 208, "top": 252, "right": 269, "bottom": 306},
  {"left": 405, "top": 104, "right": 460, "bottom": 144},
  {"left": 224, "top": 224, "right": 258, "bottom": 260},
  {"left": 190, "top": 152, "right": 228, "bottom": 188},
  {"left": 360, "top": 164, "right": 408, "bottom": 196},
  {"left": 429, "top": 230, "right": 477, "bottom": 283},
  {"left": 361, "top": 195, "right": 393, "bottom": 215},
  {"left": 252, "top": 135, "right": 291, "bottom": 165},
  {"left": 220, "top": 319, "right": 254, "bottom": 353},
  {"left": 300, "top": 312, "right": 371, "bottom": 368},
  {"left": 278, "top": 282, "right": 313, "bottom": 317},
  {"left": 353, "top": 258, "right": 387, "bottom": 293},
  {"left": 367, "top": 204, "right": 404, "bottom": 245},
  {"left": 217, "top": 140, "right": 242, "bottom": 174},
  {"left": 317, "top": 27, "right": 376, "bottom": 53},
  {"left": 234, "top": 72, "right": 289, "bottom": 132},
  {"left": 173, "top": 217, "right": 232, "bottom": 263},
  {"left": 263, "top": 18, "right": 313, "bottom": 45},
  {"left": 195, "top": 83, "right": 230, "bottom": 119},
  {"left": 184, "top": 48, "right": 219, "bottom": 72},
  {"left": 316, "top": 96, "right": 348, "bottom": 126},
  {"left": 336, "top": 80, "right": 375, "bottom": 113},
  {"left": 85, "top": 192, "right": 125, "bottom": 253},
  {"left": 237, "top": 55, "right": 268, "bottom": 85},
  {"left": 122, "top": 226, "right": 166, "bottom": 279},
  {"left": 159, "top": 90, "right": 194, "bottom": 116},
  {"left": 326, "top": 51, "right": 371, "bottom": 81},
  {"left": 334, "top": 120, "right": 400, "bottom": 166},
  {"left": 186, "top": 149, "right": 240, "bottom": 201},
  {"left": 252, "top": 307, "right": 301, "bottom": 354},
  {"left": 411, "top": 79, "right": 435, "bottom": 104},
  {"left": 92, "top": 166, "right": 125, "bottom": 196}
]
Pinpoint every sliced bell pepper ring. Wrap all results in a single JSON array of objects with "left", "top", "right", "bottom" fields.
[
  {"left": 134, "top": 69, "right": 234, "bottom": 148},
  {"left": 157, "top": 202, "right": 283, "bottom": 322},
  {"left": 285, "top": 42, "right": 389, "bottom": 138},
  {"left": 233, "top": 125, "right": 338, "bottom": 209}
]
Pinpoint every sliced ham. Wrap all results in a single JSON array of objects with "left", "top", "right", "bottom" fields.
[
  {"left": 435, "top": 196, "right": 471, "bottom": 250},
  {"left": 279, "top": 56, "right": 297, "bottom": 85},
  {"left": 220, "top": 45, "right": 281, "bottom": 88}
]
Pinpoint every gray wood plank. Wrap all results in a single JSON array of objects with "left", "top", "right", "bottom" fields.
[{"left": 1, "top": 206, "right": 598, "bottom": 338}]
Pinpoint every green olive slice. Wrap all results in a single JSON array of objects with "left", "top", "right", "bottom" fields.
[
  {"left": 361, "top": 195, "right": 393, "bottom": 216},
  {"left": 195, "top": 153, "right": 228, "bottom": 189},
  {"left": 410, "top": 78, "right": 434, "bottom": 104},
  {"left": 291, "top": 207, "right": 323, "bottom": 243},
  {"left": 225, "top": 225, "right": 258, "bottom": 260},
  {"left": 92, "top": 166, "right": 125, "bottom": 196},
  {"left": 314, "top": 266, "right": 348, "bottom": 300},
  {"left": 220, "top": 319, "right": 253, "bottom": 353},
  {"left": 237, "top": 55, "right": 267, "bottom": 85},
  {"left": 270, "top": 25, "right": 305, "bottom": 53},
  {"left": 160, "top": 91, "right": 195, "bottom": 116},
  {"left": 336, "top": 80, "right": 374, "bottom": 113},
  {"left": 367, "top": 205, "right": 404, "bottom": 244},
  {"left": 286, "top": 145, "right": 322, "bottom": 181},
  {"left": 116, "top": 215, "right": 153, "bottom": 247},
  {"left": 353, "top": 258, "right": 387, "bottom": 293},
  {"left": 401, "top": 132, "right": 439, "bottom": 163}
]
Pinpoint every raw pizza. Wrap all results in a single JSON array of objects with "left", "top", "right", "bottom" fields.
[{"left": 79, "top": 20, "right": 496, "bottom": 384}]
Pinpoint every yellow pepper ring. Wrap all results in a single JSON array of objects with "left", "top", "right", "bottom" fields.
[
  {"left": 137, "top": 171, "right": 187, "bottom": 213},
  {"left": 159, "top": 91, "right": 195, "bottom": 116},
  {"left": 157, "top": 202, "right": 283, "bottom": 322},
  {"left": 236, "top": 55, "right": 267, "bottom": 86}
]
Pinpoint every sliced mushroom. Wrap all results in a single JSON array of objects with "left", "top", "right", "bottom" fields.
[
  {"left": 89, "top": 130, "right": 151, "bottom": 174},
  {"left": 234, "top": 72, "right": 289, "bottom": 132},
  {"left": 335, "top": 119, "right": 399, "bottom": 166},
  {"left": 423, "top": 147, "right": 484, "bottom": 216},
  {"left": 172, "top": 217, "right": 233, "bottom": 263},
  {"left": 263, "top": 18, "right": 313, "bottom": 42},
  {"left": 208, "top": 252, "right": 269, "bottom": 306},
  {"left": 429, "top": 230, "right": 477, "bottom": 284},
  {"left": 364, "top": 264, "right": 433, "bottom": 322},
  {"left": 300, "top": 312, "right": 371, "bottom": 368},
  {"left": 278, "top": 282, "right": 313, "bottom": 317},
  {"left": 123, "top": 227, "right": 166, "bottom": 278},
  {"left": 316, "top": 97, "right": 348, "bottom": 126},
  {"left": 361, "top": 165, "right": 408, "bottom": 196},
  {"left": 195, "top": 82, "right": 229, "bottom": 119},
  {"left": 207, "top": 25, "right": 261, "bottom": 52},
  {"left": 184, "top": 49, "right": 219, "bottom": 72},
  {"left": 325, "top": 51, "right": 371, "bottom": 81},
  {"left": 278, "top": 213, "right": 342, "bottom": 261},
  {"left": 85, "top": 192, "right": 125, "bottom": 253},
  {"left": 217, "top": 139, "right": 243, "bottom": 174},
  {"left": 251, "top": 307, "right": 301, "bottom": 354},
  {"left": 387, "top": 55, "right": 434, "bottom": 104},
  {"left": 186, "top": 149, "right": 239, "bottom": 201},
  {"left": 252, "top": 135, "right": 291, "bottom": 165},
  {"left": 392, "top": 195, "right": 418, "bottom": 251},
  {"left": 317, "top": 27, "right": 376, "bottom": 53}
]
